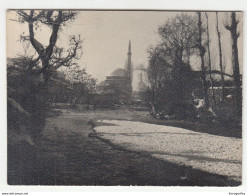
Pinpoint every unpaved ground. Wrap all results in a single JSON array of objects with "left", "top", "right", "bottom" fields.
[
  {"left": 31, "top": 109, "right": 240, "bottom": 186},
  {"left": 95, "top": 120, "right": 242, "bottom": 181}
]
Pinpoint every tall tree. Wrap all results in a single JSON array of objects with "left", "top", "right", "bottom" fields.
[
  {"left": 158, "top": 13, "right": 199, "bottom": 118},
  {"left": 216, "top": 12, "right": 225, "bottom": 101},
  {"left": 11, "top": 10, "right": 82, "bottom": 138},
  {"left": 205, "top": 12, "right": 216, "bottom": 107},
  {"left": 158, "top": 13, "right": 198, "bottom": 66},
  {"left": 225, "top": 12, "right": 242, "bottom": 116},
  {"left": 144, "top": 47, "right": 171, "bottom": 115},
  {"left": 16, "top": 10, "right": 82, "bottom": 84},
  {"left": 197, "top": 12, "right": 209, "bottom": 109}
]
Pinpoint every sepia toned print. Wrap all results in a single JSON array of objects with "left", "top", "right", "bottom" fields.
[{"left": 7, "top": 10, "right": 242, "bottom": 186}]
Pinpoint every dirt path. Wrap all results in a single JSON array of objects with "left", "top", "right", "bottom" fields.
[
  {"left": 34, "top": 111, "right": 240, "bottom": 186},
  {"left": 95, "top": 120, "right": 241, "bottom": 181}
]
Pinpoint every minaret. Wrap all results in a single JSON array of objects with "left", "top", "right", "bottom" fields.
[
  {"left": 126, "top": 40, "right": 133, "bottom": 103},
  {"left": 128, "top": 40, "right": 132, "bottom": 61},
  {"left": 127, "top": 39, "right": 132, "bottom": 82}
]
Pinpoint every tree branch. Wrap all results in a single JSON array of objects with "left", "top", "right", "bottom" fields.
[{"left": 50, "top": 36, "right": 82, "bottom": 69}]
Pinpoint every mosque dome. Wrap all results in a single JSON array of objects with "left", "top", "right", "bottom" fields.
[{"left": 110, "top": 68, "right": 126, "bottom": 77}]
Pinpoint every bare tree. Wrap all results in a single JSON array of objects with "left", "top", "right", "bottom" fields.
[
  {"left": 156, "top": 13, "right": 200, "bottom": 118},
  {"left": 16, "top": 10, "right": 82, "bottom": 83},
  {"left": 216, "top": 12, "right": 225, "bottom": 101},
  {"left": 197, "top": 12, "right": 209, "bottom": 109},
  {"left": 205, "top": 12, "right": 216, "bottom": 107},
  {"left": 158, "top": 13, "right": 198, "bottom": 65},
  {"left": 144, "top": 47, "right": 171, "bottom": 115},
  {"left": 225, "top": 12, "right": 242, "bottom": 116},
  {"left": 8, "top": 10, "right": 83, "bottom": 138}
]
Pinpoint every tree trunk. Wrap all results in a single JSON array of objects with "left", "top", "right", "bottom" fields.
[
  {"left": 150, "top": 101, "right": 157, "bottom": 116},
  {"left": 226, "top": 12, "right": 242, "bottom": 117},
  {"left": 186, "top": 48, "right": 190, "bottom": 65},
  {"left": 198, "top": 12, "right": 209, "bottom": 109},
  {"left": 205, "top": 13, "right": 216, "bottom": 107},
  {"left": 216, "top": 12, "right": 225, "bottom": 101},
  {"left": 173, "top": 49, "right": 183, "bottom": 103}
]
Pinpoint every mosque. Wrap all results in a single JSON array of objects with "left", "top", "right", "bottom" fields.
[{"left": 98, "top": 40, "right": 133, "bottom": 105}]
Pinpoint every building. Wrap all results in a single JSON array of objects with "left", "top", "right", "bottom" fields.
[{"left": 98, "top": 40, "right": 133, "bottom": 105}]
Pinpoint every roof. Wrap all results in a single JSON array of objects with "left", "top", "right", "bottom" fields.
[{"left": 110, "top": 68, "right": 126, "bottom": 77}]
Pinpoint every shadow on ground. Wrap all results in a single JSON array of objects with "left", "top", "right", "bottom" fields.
[{"left": 8, "top": 109, "right": 241, "bottom": 186}]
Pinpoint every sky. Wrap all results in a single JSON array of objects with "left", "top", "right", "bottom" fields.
[{"left": 7, "top": 11, "right": 243, "bottom": 91}]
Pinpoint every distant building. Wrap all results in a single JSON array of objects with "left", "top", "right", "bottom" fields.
[{"left": 98, "top": 40, "right": 133, "bottom": 105}]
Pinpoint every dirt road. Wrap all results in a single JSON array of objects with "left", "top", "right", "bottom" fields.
[{"left": 31, "top": 110, "right": 240, "bottom": 186}]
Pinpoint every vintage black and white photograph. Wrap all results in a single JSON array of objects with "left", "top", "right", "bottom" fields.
[{"left": 6, "top": 10, "right": 243, "bottom": 186}]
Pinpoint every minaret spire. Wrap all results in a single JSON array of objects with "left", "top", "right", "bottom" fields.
[
  {"left": 126, "top": 39, "right": 132, "bottom": 104},
  {"left": 128, "top": 39, "right": 131, "bottom": 54},
  {"left": 127, "top": 39, "right": 132, "bottom": 77},
  {"left": 127, "top": 39, "right": 132, "bottom": 69}
]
